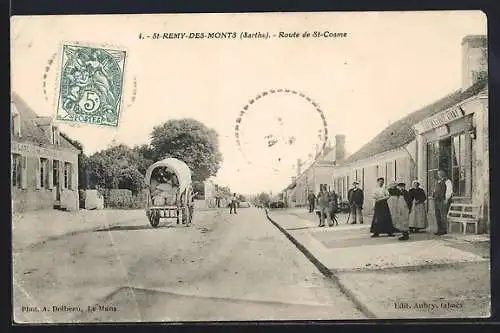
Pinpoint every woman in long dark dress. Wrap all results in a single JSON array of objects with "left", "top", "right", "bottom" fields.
[
  {"left": 408, "top": 180, "right": 428, "bottom": 232},
  {"left": 370, "top": 177, "right": 395, "bottom": 237}
]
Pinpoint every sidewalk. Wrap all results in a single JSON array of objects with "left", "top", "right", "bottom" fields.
[
  {"left": 267, "top": 208, "right": 491, "bottom": 319},
  {"left": 12, "top": 209, "right": 146, "bottom": 251}
]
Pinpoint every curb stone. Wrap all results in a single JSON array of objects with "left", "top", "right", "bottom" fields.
[{"left": 265, "top": 209, "right": 377, "bottom": 319}]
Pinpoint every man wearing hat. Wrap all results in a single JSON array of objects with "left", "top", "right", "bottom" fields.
[{"left": 348, "top": 181, "right": 364, "bottom": 224}]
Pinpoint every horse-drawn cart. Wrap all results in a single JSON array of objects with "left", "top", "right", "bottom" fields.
[{"left": 144, "top": 158, "right": 194, "bottom": 227}]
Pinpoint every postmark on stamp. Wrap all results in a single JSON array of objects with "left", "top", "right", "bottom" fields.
[{"left": 55, "top": 44, "right": 127, "bottom": 127}]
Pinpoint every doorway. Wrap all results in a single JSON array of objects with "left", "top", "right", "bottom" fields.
[
  {"left": 427, "top": 137, "right": 452, "bottom": 197},
  {"left": 53, "top": 160, "right": 60, "bottom": 202}
]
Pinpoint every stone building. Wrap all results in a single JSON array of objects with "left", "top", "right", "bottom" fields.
[
  {"left": 331, "top": 35, "right": 489, "bottom": 233},
  {"left": 11, "top": 92, "right": 81, "bottom": 213}
]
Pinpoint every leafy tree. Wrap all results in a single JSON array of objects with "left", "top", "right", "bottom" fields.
[
  {"left": 150, "top": 118, "right": 223, "bottom": 182},
  {"left": 118, "top": 166, "right": 144, "bottom": 194},
  {"left": 86, "top": 144, "right": 148, "bottom": 194},
  {"left": 192, "top": 180, "right": 205, "bottom": 198},
  {"left": 216, "top": 185, "right": 232, "bottom": 198},
  {"left": 131, "top": 144, "right": 155, "bottom": 175}
]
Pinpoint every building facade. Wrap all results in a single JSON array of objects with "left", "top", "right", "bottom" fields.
[
  {"left": 414, "top": 35, "right": 489, "bottom": 232},
  {"left": 331, "top": 35, "right": 489, "bottom": 233},
  {"left": 332, "top": 144, "right": 417, "bottom": 210},
  {"left": 11, "top": 93, "right": 81, "bottom": 213}
]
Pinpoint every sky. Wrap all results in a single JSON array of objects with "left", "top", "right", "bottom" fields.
[{"left": 11, "top": 11, "right": 487, "bottom": 194}]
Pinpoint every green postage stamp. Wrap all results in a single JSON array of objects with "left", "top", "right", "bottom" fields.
[{"left": 56, "top": 44, "right": 126, "bottom": 127}]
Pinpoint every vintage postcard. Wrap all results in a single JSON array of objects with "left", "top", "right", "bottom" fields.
[{"left": 10, "top": 11, "right": 490, "bottom": 323}]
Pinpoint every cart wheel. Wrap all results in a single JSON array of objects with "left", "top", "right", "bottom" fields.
[{"left": 150, "top": 211, "right": 160, "bottom": 228}]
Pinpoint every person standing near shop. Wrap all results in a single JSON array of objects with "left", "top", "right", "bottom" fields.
[
  {"left": 328, "top": 188, "right": 339, "bottom": 226},
  {"left": 307, "top": 191, "right": 316, "bottom": 213},
  {"left": 408, "top": 180, "right": 428, "bottom": 232},
  {"left": 387, "top": 182, "right": 410, "bottom": 241},
  {"left": 316, "top": 186, "right": 333, "bottom": 227},
  {"left": 229, "top": 193, "right": 238, "bottom": 214},
  {"left": 348, "top": 181, "right": 364, "bottom": 224},
  {"left": 433, "top": 170, "right": 453, "bottom": 235},
  {"left": 370, "top": 177, "right": 395, "bottom": 237},
  {"left": 397, "top": 182, "right": 413, "bottom": 212}
]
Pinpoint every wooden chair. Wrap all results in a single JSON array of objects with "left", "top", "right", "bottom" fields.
[{"left": 447, "top": 203, "right": 481, "bottom": 234}]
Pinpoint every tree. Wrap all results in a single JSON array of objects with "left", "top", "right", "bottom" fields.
[
  {"left": 150, "top": 118, "right": 223, "bottom": 182},
  {"left": 257, "top": 192, "right": 271, "bottom": 207},
  {"left": 131, "top": 144, "right": 155, "bottom": 175},
  {"left": 118, "top": 166, "right": 144, "bottom": 194},
  {"left": 86, "top": 144, "right": 149, "bottom": 194},
  {"left": 192, "top": 180, "right": 205, "bottom": 199},
  {"left": 216, "top": 185, "right": 232, "bottom": 198}
]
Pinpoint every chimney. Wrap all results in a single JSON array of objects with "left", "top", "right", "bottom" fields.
[
  {"left": 335, "top": 134, "right": 346, "bottom": 164},
  {"left": 296, "top": 158, "right": 302, "bottom": 176},
  {"left": 461, "top": 35, "right": 487, "bottom": 91}
]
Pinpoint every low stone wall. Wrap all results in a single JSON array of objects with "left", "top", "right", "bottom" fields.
[{"left": 103, "top": 189, "right": 146, "bottom": 209}]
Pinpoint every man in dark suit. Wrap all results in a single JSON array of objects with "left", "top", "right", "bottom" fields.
[
  {"left": 307, "top": 191, "right": 316, "bottom": 213},
  {"left": 433, "top": 170, "right": 453, "bottom": 235},
  {"left": 348, "top": 181, "right": 364, "bottom": 224}
]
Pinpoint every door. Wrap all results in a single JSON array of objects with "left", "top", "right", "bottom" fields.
[{"left": 53, "top": 160, "right": 60, "bottom": 201}]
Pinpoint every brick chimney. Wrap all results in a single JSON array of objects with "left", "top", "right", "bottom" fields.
[
  {"left": 461, "top": 35, "right": 487, "bottom": 91},
  {"left": 334, "top": 134, "right": 346, "bottom": 164}
]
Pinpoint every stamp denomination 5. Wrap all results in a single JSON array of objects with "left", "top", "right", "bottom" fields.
[{"left": 56, "top": 44, "right": 126, "bottom": 127}]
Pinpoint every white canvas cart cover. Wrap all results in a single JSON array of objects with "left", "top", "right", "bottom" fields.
[{"left": 144, "top": 158, "right": 192, "bottom": 195}]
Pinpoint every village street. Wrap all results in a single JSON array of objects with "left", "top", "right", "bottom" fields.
[
  {"left": 12, "top": 207, "right": 365, "bottom": 323},
  {"left": 267, "top": 208, "right": 491, "bottom": 319}
]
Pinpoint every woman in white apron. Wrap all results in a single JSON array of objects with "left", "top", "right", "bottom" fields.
[
  {"left": 408, "top": 180, "right": 428, "bottom": 232},
  {"left": 386, "top": 182, "right": 410, "bottom": 241}
]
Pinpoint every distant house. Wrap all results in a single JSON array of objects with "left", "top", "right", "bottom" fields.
[
  {"left": 11, "top": 92, "right": 81, "bottom": 213},
  {"left": 285, "top": 134, "right": 347, "bottom": 207}
]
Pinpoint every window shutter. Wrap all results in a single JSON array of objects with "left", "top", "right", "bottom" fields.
[
  {"left": 68, "top": 163, "right": 73, "bottom": 190},
  {"left": 35, "top": 158, "right": 41, "bottom": 189},
  {"left": 21, "top": 156, "right": 28, "bottom": 189},
  {"left": 61, "top": 163, "right": 66, "bottom": 189},
  {"left": 47, "top": 159, "right": 54, "bottom": 189}
]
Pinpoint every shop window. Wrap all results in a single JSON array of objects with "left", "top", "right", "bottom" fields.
[
  {"left": 427, "top": 134, "right": 472, "bottom": 198},
  {"left": 452, "top": 134, "right": 472, "bottom": 197},
  {"left": 11, "top": 154, "right": 22, "bottom": 188}
]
